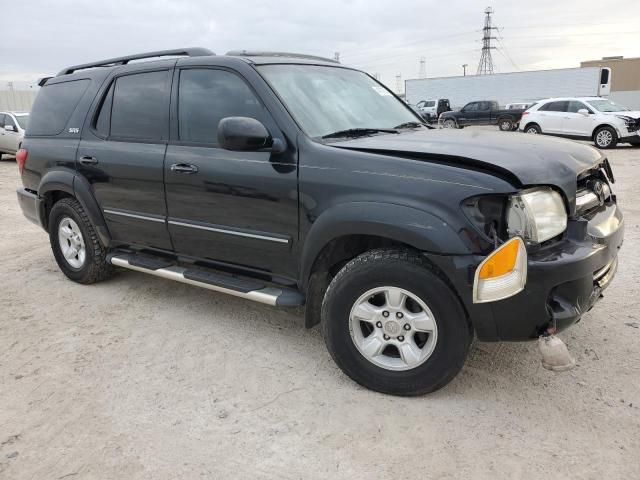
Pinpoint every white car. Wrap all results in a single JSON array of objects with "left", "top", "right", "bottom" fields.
[
  {"left": 415, "top": 99, "right": 450, "bottom": 122},
  {"left": 519, "top": 97, "right": 640, "bottom": 149},
  {"left": 0, "top": 112, "right": 29, "bottom": 159}
]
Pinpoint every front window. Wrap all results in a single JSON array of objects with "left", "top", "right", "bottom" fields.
[
  {"left": 14, "top": 114, "right": 29, "bottom": 129},
  {"left": 586, "top": 99, "right": 629, "bottom": 112},
  {"left": 257, "top": 64, "right": 420, "bottom": 138}
]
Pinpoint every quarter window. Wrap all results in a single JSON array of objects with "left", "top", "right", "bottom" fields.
[
  {"left": 109, "top": 70, "right": 170, "bottom": 141},
  {"left": 27, "top": 79, "right": 90, "bottom": 136},
  {"left": 178, "top": 69, "right": 265, "bottom": 144}
]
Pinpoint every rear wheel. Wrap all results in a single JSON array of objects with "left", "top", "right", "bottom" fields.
[
  {"left": 321, "top": 249, "right": 471, "bottom": 396},
  {"left": 498, "top": 118, "right": 514, "bottom": 131},
  {"left": 49, "top": 198, "right": 114, "bottom": 284},
  {"left": 593, "top": 126, "right": 618, "bottom": 149},
  {"left": 524, "top": 123, "right": 541, "bottom": 134}
]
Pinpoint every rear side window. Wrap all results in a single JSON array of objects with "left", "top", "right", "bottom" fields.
[
  {"left": 539, "top": 101, "right": 568, "bottom": 112},
  {"left": 177, "top": 69, "right": 265, "bottom": 145},
  {"left": 27, "top": 79, "right": 90, "bottom": 136},
  {"left": 108, "top": 70, "right": 170, "bottom": 141}
]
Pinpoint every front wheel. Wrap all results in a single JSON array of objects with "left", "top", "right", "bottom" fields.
[
  {"left": 442, "top": 118, "right": 457, "bottom": 129},
  {"left": 321, "top": 249, "right": 472, "bottom": 396},
  {"left": 594, "top": 126, "right": 618, "bottom": 149},
  {"left": 498, "top": 118, "right": 514, "bottom": 131}
]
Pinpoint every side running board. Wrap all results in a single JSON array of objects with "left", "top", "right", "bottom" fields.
[{"left": 107, "top": 253, "right": 304, "bottom": 307}]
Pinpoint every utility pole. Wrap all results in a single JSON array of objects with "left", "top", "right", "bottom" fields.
[
  {"left": 477, "top": 7, "right": 497, "bottom": 75},
  {"left": 462, "top": 64, "right": 468, "bottom": 76},
  {"left": 333, "top": 52, "right": 340, "bottom": 63},
  {"left": 373, "top": 72, "right": 381, "bottom": 81},
  {"left": 419, "top": 57, "right": 426, "bottom": 79},
  {"left": 395, "top": 74, "right": 402, "bottom": 94}
]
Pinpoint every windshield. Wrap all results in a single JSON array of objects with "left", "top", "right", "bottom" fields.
[
  {"left": 14, "top": 114, "right": 29, "bottom": 129},
  {"left": 586, "top": 99, "right": 629, "bottom": 112},
  {"left": 257, "top": 64, "right": 420, "bottom": 138}
]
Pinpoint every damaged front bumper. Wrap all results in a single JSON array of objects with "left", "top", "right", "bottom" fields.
[{"left": 427, "top": 200, "right": 624, "bottom": 341}]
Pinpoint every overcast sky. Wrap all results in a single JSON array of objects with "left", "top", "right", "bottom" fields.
[{"left": 2, "top": 0, "right": 639, "bottom": 91}]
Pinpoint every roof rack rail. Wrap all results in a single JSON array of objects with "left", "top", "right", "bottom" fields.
[
  {"left": 57, "top": 47, "right": 215, "bottom": 76},
  {"left": 225, "top": 50, "right": 339, "bottom": 64}
]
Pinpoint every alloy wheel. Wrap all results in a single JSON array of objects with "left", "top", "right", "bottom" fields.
[
  {"left": 349, "top": 286, "right": 438, "bottom": 371},
  {"left": 58, "top": 217, "right": 86, "bottom": 268}
]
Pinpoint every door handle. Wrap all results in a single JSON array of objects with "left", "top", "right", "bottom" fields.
[
  {"left": 79, "top": 155, "right": 98, "bottom": 165},
  {"left": 170, "top": 163, "right": 199, "bottom": 174}
]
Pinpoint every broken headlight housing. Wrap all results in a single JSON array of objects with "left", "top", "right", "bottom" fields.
[{"left": 506, "top": 188, "right": 567, "bottom": 243}]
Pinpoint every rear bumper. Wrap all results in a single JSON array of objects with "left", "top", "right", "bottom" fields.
[
  {"left": 427, "top": 201, "right": 624, "bottom": 341},
  {"left": 17, "top": 188, "right": 45, "bottom": 228}
]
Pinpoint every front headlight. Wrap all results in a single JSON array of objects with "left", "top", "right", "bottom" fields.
[{"left": 506, "top": 188, "right": 567, "bottom": 243}]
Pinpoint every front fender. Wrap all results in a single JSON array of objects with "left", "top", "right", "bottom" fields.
[{"left": 300, "top": 201, "right": 470, "bottom": 289}]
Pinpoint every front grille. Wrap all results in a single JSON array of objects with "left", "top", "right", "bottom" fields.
[{"left": 575, "top": 160, "right": 614, "bottom": 216}]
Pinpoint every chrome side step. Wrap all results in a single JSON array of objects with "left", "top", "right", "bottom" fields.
[{"left": 108, "top": 253, "right": 304, "bottom": 307}]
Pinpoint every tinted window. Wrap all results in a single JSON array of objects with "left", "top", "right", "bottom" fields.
[
  {"left": 27, "top": 79, "right": 90, "bottom": 136},
  {"left": 539, "top": 101, "right": 568, "bottom": 112},
  {"left": 110, "top": 71, "right": 169, "bottom": 141},
  {"left": 4, "top": 115, "right": 16, "bottom": 129},
  {"left": 424, "top": 101, "right": 435, "bottom": 107},
  {"left": 178, "top": 69, "right": 265, "bottom": 144},
  {"left": 0, "top": 114, "right": 5, "bottom": 128},
  {"left": 464, "top": 102, "right": 478, "bottom": 111}
]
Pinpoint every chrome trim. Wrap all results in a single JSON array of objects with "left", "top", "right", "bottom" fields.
[
  {"left": 110, "top": 256, "right": 281, "bottom": 306},
  {"left": 168, "top": 220, "right": 289, "bottom": 244},
  {"left": 594, "top": 256, "right": 618, "bottom": 289},
  {"left": 575, "top": 183, "right": 611, "bottom": 214},
  {"left": 103, "top": 209, "right": 166, "bottom": 223}
]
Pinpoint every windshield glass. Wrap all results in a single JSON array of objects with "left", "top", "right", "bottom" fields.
[
  {"left": 257, "top": 64, "right": 420, "bottom": 138},
  {"left": 14, "top": 114, "right": 29, "bottom": 129},
  {"left": 586, "top": 99, "right": 629, "bottom": 112}
]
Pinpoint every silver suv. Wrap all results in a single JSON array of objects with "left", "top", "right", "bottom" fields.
[{"left": 0, "top": 112, "right": 29, "bottom": 159}]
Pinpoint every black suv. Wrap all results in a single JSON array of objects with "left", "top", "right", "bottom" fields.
[{"left": 17, "top": 48, "right": 623, "bottom": 395}]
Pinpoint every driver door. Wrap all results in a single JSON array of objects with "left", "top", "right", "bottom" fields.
[
  {"left": 459, "top": 102, "right": 479, "bottom": 126},
  {"left": 164, "top": 67, "right": 299, "bottom": 280}
]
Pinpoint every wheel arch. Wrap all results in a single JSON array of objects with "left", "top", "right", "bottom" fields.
[
  {"left": 591, "top": 122, "right": 620, "bottom": 140},
  {"left": 38, "top": 170, "right": 111, "bottom": 246},
  {"left": 300, "top": 202, "right": 471, "bottom": 328}
]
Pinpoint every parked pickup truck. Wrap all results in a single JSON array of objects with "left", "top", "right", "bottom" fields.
[
  {"left": 17, "top": 48, "right": 623, "bottom": 396},
  {"left": 440, "top": 100, "right": 525, "bottom": 131}
]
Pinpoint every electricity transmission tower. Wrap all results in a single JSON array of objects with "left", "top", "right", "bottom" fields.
[
  {"left": 477, "top": 7, "right": 498, "bottom": 75},
  {"left": 419, "top": 57, "right": 426, "bottom": 79}
]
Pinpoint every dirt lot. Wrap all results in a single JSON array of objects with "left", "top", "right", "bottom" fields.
[{"left": 1, "top": 143, "right": 639, "bottom": 480}]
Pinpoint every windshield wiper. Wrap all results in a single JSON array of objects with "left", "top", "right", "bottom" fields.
[
  {"left": 321, "top": 128, "right": 399, "bottom": 139},
  {"left": 393, "top": 121, "right": 425, "bottom": 129}
]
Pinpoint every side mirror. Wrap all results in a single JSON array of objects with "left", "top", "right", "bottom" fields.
[
  {"left": 217, "top": 117, "right": 284, "bottom": 152},
  {"left": 578, "top": 109, "right": 590, "bottom": 116},
  {"left": 4, "top": 125, "right": 15, "bottom": 132}
]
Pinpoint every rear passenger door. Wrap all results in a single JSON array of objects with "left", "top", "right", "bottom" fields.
[
  {"left": 77, "top": 68, "right": 173, "bottom": 251},
  {"left": 163, "top": 67, "right": 299, "bottom": 280},
  {"left": 536, "top": 101, "right": 568, "bottom": 134}
]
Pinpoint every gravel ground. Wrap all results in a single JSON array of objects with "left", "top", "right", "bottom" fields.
[{"left": 1, "top": 142, "right": 639, "bottom": 479}]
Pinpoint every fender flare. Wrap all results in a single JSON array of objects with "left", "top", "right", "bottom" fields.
[
  {"left": 38, "top": 169, "right": 111, "bottom": 246},
  {"left": 299, "top": 202, "right": 470, "bottom": 290}
]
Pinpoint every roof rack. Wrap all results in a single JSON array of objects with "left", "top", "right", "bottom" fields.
[
  {"left": 225, "top": 50, "right": 339, "bottom": 64},
  {"left": 57, "top": 47, "right": 215, "bottom": 76}
]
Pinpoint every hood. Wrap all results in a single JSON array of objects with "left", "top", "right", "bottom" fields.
[
  {"left": 332, "top": 128, "right": 605, "bottom": 204},
  {"left": 603, "top": 110, "right": 640, "bottom": 118}
]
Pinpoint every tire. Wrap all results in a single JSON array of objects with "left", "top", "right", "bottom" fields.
[
  {"left": 498, "top": 118, "right": 514, "bottom": 131},
  {"left": 442, "top": 118, "right": 457, "bottom": 129},
  {"left": 49, "top": 197, "right": 114, "bottom": 284},
  {"left": 524, "top": 123, "right": 541, "bottom": 134},
  {"left": 593, "top": 126, "right": 618, "bottom": 149},
  {"left": 321, "top": 249, "right": 472, "bottom": 396}
]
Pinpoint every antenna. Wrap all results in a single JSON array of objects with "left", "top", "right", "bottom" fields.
[
  {"left": 419, "top": 57, "right": 426, "bottom": 79},
  {"left": 477, "top": 7, "right": 498, "bottom": 75}
]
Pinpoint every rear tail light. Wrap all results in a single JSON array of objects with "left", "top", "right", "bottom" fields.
[{"left": 16, "top": 149, "right": 28, "bottom": 174}]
